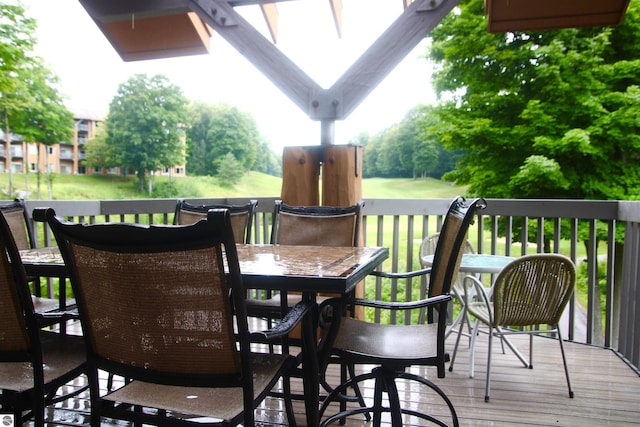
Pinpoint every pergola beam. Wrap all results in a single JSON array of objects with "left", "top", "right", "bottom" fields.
[{"left": 189, "top": 0, "right": 459, "bottom": 122}]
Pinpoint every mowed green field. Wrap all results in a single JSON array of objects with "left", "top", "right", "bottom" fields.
[{"left": 0, "top": 172, "right": 466, "bottom": 200}]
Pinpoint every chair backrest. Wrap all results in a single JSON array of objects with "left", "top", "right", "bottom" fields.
[
  {"left": 419, "top": 232, "right": 475, "bottom": 267},
  {"left": 0, "top": 199, "right": 35, "bottom": 251},
  {"left": 492, "top": 253, "right": 576, "bottom": 327},
  {"left": 270, "top": 200, "right": 363, "bottom": 247},
  {"left": 174, "top": 199, "right": 257, "bottom": 244},
  {"left": 0, "top": 210, "right": 36, "bottom": 362},
  {"left": 428, "top": 197, "right": 486, "bottom": 299},
  {"left": 41, "top": 207, "right": 250, "bottom": 388}
]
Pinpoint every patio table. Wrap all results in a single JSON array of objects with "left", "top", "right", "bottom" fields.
[
  {"left": 20, "top": 243, "right": 389, "bottom": 426},
  {"left": 421, "top": 253, "right": 515, "bottom": 274}
]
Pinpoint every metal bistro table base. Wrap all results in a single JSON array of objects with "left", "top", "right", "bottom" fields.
[{"left": 21, "top": 244, "right": 389, "bottom": 427}]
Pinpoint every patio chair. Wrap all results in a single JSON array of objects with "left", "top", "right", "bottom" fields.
[
  {"left": 419, "top": 232, "right": 476, "bottom": 339},
  {"left": 0, "top": 209, "right": 87, "bottom": 427},
  {"left": 318, "top": 196, "right": 486, "bottom": 426},
  {"left": 174, "top": 199, "right": 258, "bottom": 243},
  {"left": 246, "top": 199, "right": 364, "bottom": 320},
  {"left": 0, "top": 199, "right": 76, "bottom": 324},
  {"left": 450, "top": 253, "right": 575, "bottom": 402},
  {"left": 38, "top": 207, "right": 312, "bottom": 426}
]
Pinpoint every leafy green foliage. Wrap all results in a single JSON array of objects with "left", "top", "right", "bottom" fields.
[
  {"left": 359, "top": 105, "right": 458, "bottom": 179},
  {"left": 186, "top": 101, "right": 260, "bottom": 176},
  {"left": 106, "top": 74, "right": 189, "bottom": 195},
  {"left": 215, "top": 152, "right": 245, "bottom": 187},
  {"left": 0, "top": 3, "right": 72, "bottom": 198},
  {"left": 428, "top": 0, "right": 640, "bottom": 201}
]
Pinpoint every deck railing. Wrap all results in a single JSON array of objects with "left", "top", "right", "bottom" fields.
[{"left": 20, "top": 196, "right": 640, "bottom": 372}]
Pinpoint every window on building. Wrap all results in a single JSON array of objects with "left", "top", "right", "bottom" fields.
[
  {"left": 175, "top": 167, "right": 183, "bottom": 174},
  {"left": 48, "top": 147, "right": 54, "bottom": 155},
  {"left": 30, "top": 163, "right": 37, "bottom": 172},
  {"left": 48, "top": 163, "right": 55, "bottom": 173}
]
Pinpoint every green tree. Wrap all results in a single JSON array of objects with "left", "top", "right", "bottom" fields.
[
  {"left": 1, "top": 3, "right": 72, "bottom": 198},
  {"left": 14, "top": 58, "right": 73, "bottom": 199},
  {"left": 1, "top": 2, "right": 37, "bottom": 196},
  {"left": 215, "top": 152, "right": 245, "bottom": 187},
  {"left": 107, "top": 74, "right": 188, "bottom": 195},
  {"left": 427, "top": 0, "right": 640, "bottom": 200},
  {"left": 186, "top": 102, "right": 259, "bottom": 176},
  {"left": 253, "top": 139, "right": 282, "bottom": 177},
  {"left": 84, "top": 125, "right": 114, "bottom": 170}
]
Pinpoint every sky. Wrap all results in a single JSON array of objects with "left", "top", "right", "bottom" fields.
[{"left": 23, "top": 0, "right": 438, "bottom": 152}]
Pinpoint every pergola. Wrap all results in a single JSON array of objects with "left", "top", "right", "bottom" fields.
[{"left": 76, "top": 0, "right": 630, "bottom": 205}]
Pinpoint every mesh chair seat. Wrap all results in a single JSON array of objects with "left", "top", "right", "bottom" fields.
[
  {"left": 104, "top": 353, "right": 293, "bottom": 421},
  {"left": 0, "top": 331, "right": 85, "bottom": 393},
  {"left": 331, "top": 317, "right": 439, "bottom": 362}
]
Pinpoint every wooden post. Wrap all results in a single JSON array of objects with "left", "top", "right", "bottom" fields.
[
  {"left": 280, "top": 146, "right": 322, "bottom": 206},
  {"left": 322, "top": 145, "right": 362, "bottom": 208}
]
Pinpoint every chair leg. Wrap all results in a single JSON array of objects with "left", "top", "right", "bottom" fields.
[
  {"left": 381, "top": 372, "right": 402, "bottom": 426},
  {"left": 556, "top": 327, "right": 574, "bottom": 398},
  {"left": 448, "top": 305, "right": 468, "bottom": 372},
  {"left": 485, "top": 326, "right": 493, "bottom": 402},
  {"left": 282, "top": 374, "right": 298, "bottom": 427},
  {"left": 469, "top": 318, "right": 481, "bottom": 378},
  {"left": 498, "top": 332, "right": 529, "bottom": 368}
]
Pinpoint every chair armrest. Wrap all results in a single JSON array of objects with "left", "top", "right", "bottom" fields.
[
  {"left": 328, "top": 294, "right": 451, "bottom": 313},
  {"left": 35, "top": 309, "right": 80, "bottom": 325},
  {"left": 369, "top": 267, "right": 432, "bottom": 279},
  {"left": 251, "top": 301, "right": 314, "bottom": 341}
]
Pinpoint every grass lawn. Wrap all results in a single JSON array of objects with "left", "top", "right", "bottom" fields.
[{"left": 0, "top": 172, "right": 465, "bottom": 200}]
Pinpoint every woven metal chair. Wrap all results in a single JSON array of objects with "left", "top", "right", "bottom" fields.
[
  {"left": 318, "top": 196, "right": 486, "bottom": 426},
  {"left": 38, "top": 207, "right": 312, "bottom": 426},
  {"left": 0, "top": 199, "right": 76, "bottom": 324},
  {"left": 450, "top": 253, "right": 575, "bottom": 402},
  {"left": 174, "top": 199, "right": 257, "bottom": 243},
  {"left": 0, "top": 209, "right": 86, "bottom": 427}
]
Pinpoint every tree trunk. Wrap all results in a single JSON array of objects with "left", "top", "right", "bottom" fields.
[
  {"left": 36, "top": 144, "right": 42, "bottom": 199},
  {"left": 23, "top": 141, "right": 29, "bottom": 196},
  {"left": 138, "top": 169, "right": 145, "bottom": 193},
  {"left": 4, "top": 109, "right": 13, "bottom": 196},
  {"left": 46, "top": 147, "right": 53, "bottom": 199},
  {"left": 148, "top": 171, "right": 154, "bottom": 197}
]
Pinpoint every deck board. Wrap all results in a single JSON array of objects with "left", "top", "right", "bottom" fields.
[{"left": 33, "top": 321, "right": 640, "bottom": 426}]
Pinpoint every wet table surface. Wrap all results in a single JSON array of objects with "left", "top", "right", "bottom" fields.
[{"left": 21, "top": 244, "right": 389, "bottom": 294}]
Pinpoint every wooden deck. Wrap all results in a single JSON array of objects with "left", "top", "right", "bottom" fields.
[{"left": 37, "top": 322, "right": 640, "bottom": 426}]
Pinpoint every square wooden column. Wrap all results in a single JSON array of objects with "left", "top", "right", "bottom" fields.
[{"left": 281, "top": 145, "right": 362, "bottom": 208}]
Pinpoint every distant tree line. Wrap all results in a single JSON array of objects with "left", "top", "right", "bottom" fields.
[{"left": 354, "top": 105, "right": 459, "bottom": 180}]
